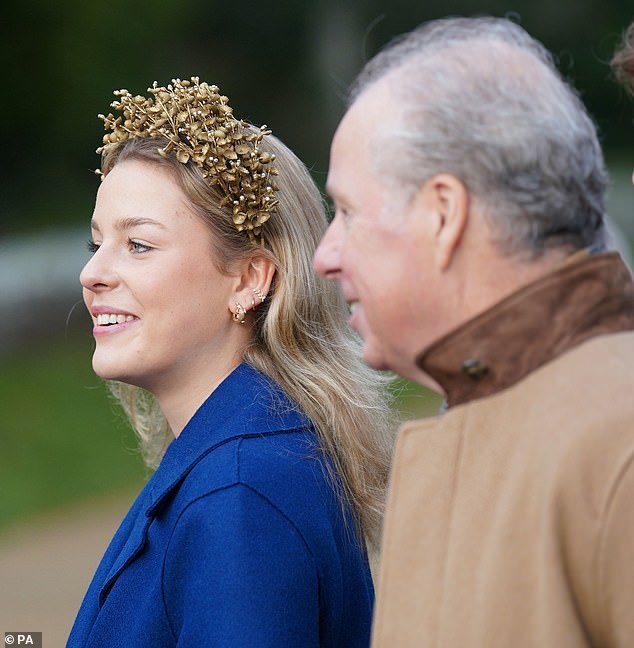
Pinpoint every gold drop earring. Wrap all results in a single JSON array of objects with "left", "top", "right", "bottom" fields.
[{"left": 233, "top": 302, "right": 246, "bottom": 324}]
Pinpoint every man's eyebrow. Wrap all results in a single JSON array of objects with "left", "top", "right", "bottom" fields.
[
  {"left": 90, "top": 217, "right": 167, "bottom": 232},
  {"left": 325, "top": 182, "right": 344, "bottom": 203}
]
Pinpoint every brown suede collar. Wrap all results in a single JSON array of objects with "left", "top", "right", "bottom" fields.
[{"left": 417, "top": 251, "right": 634, "bottom": 408}]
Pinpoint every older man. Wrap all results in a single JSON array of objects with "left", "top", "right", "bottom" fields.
[{"left": 314, "top": 16, "right": 634, "bottom": 648}]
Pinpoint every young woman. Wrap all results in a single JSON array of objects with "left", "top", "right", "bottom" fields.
[{"left": 67, "top": 78, "right": 395, "bottom": 647}]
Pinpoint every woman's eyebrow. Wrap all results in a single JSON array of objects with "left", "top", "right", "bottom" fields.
[{"left": 90, "top": 216, "right": 167, "bottom": 232}]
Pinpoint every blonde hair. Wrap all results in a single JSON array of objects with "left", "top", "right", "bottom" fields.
[
  {"left": 101, "top": 131, "right": 396, "bottom": 553},
  {"left": 612, "top": 22, "right": 634, "bottom": 95}
]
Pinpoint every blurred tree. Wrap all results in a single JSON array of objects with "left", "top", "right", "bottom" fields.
[{"left": 1, "top": 0, "right": 631, "bottom": 235}]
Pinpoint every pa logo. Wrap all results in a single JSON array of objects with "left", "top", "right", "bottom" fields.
[{"left": 4, "top": 633, "right": 42, "bottom": 647}]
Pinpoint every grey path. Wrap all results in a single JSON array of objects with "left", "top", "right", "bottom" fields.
[{"left": 0, "top": 492, "right": 134, "bottom": 648}]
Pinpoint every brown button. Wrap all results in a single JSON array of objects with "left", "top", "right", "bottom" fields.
[{"left": 462, "top": 358, "right": 489, "bottom": 380}]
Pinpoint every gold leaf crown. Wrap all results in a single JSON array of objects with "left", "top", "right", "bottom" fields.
[{"left": 96, "top": 77, "right": 279, "bottom": 244}]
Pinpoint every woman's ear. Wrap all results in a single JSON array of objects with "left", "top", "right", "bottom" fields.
[
  {"left": 424, "top": 174, "right": 470, "bottom": 271},
  {"left": 233, "top": 254, "right": 277, "bottom": 311}
]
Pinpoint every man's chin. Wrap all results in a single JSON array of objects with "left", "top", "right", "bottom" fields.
[{"left": 362, "top": 341, "right": 391, "bottom": 372}]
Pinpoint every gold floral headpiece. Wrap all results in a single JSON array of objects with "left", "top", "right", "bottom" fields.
[{"left": 96, "top": 77, "right": 279, "bottom": 244}]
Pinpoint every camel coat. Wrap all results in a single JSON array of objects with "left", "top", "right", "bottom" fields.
[{"left": 371, "top": 252, "right": 634, "bottom": 647}]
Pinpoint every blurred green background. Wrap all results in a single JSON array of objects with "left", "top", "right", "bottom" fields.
[{"left": 1, "top": 0, "right": 632, "bottom": 531}]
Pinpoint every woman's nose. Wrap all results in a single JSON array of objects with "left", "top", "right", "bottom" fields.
[{"left": 79, "top": 245, "right": 117, "bottom": 292}]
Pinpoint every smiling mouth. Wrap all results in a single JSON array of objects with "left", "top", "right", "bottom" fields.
[{"left": 96, "top": 313, "right": 137, "bottom": 326}]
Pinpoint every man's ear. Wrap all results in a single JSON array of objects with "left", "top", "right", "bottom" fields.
[{"left": 424, "top": 174, "right": 470, "bottom": 271}]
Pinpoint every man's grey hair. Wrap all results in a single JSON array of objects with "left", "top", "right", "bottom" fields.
[{"left": 350, "top": 16, "right": 607, "bottom": 256}]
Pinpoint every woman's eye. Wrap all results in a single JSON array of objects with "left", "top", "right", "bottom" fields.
[
  {"left": 129, "top": 239, "right": 153, "bottom": 254},
  {"left": 87, "top": 240, "right": 100, "bottom": 254}
]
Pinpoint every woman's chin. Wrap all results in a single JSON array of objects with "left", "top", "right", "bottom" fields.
[{"left": 91, "top": 358, "right": 131, "bottom": 384}]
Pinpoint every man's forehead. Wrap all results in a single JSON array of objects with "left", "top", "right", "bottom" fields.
[
  {"left": 327, "top": 85, "right": 390, "bottom": 180},
  {"left": 326, "top": 112, "right": 361, "bottom": 199}
]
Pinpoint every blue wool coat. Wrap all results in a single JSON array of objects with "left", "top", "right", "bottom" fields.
[{"left": 67, "top": 364, "right": 374, "bottom": 647}]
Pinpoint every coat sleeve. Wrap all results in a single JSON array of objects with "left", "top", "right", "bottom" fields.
[
  {"left": 596, "top": 456, "right": 634, "bottom": 648},
  {"left": 161, "top": 483, "right": 320, "bottom": 648}
]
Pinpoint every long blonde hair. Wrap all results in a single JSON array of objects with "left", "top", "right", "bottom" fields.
[{"left": 101, "top": 131, "right": 396, "bottom": 554}]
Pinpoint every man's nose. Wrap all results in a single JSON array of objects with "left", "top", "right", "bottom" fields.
[{"left": 313, "top": 219, "right": 344, "bottom": 280}]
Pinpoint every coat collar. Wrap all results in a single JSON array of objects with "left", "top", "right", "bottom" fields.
[
  {"left": 417, "top": 251, "right": 634, "bottom": 409},
  {"left": 146, "top": 362, "right": 311, "bottom": 516}
]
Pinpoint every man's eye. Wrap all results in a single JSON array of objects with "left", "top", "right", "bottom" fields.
[{"left": 338, "top": 207, "right": 352, "bottom": 224}]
